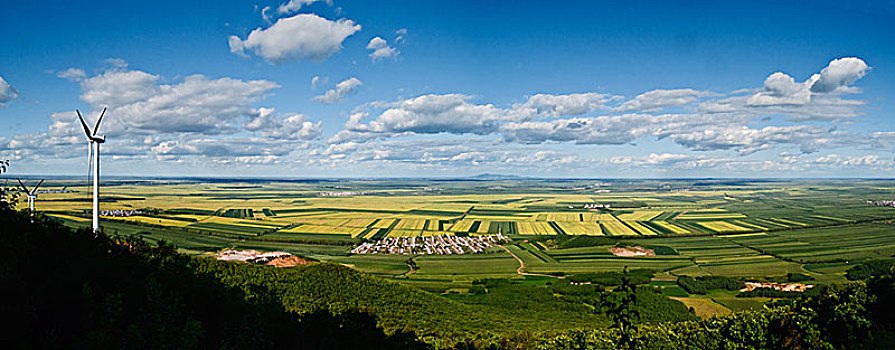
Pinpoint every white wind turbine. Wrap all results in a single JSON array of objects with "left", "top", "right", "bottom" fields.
[
  {"left": 77, "top": 108, "right": 106, "bottom": 234},
  {"left": 16, "top": 178, "right": 44, "bottom": 213}
]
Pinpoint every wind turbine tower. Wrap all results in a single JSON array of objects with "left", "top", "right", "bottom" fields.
[
  {"left": 77, "top": 108, "right": 106, "bottom": 234},
  {"left": 16, "top": 178, "right": 44, "bottom": 212}
]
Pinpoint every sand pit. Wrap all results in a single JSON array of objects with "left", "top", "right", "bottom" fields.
[
  {"left": 266, "top": 255, "right": 312, "bottom": 268},
  {"left": 609, "top": 246, "right": 655, "bottom": 257},
  {"left": 215, "top": 249, "right": 312, "bottom": 268}
]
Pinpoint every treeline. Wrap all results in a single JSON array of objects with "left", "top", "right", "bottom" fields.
[
  {"left": 534, "top": 281, "right": 895, "bottom": 350},
  {"left": 676, "top": 275, "right": 743, "bottom": 294},
  {"left": 846, "top": 259, "right": 895, "bottom": 280},
  {"left": 566, "top": 269, "right": 655, "bottom": 285},
  {"left": 529, "top": 235, "right": 678, "bottom": 255}
]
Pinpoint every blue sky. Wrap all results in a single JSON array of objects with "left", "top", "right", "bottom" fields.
[{"left": 1, "top": 0, "right": 894, "bottom": 177}]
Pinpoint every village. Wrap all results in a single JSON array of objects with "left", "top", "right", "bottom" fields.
[
  {"left": 351, "top": 234, "right": 508, "bottom": 255},
  {"left": 868, "top": 199, "right": 895, "bottom": 208}
]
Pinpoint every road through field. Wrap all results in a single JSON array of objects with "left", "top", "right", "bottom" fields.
[{"left": 497, "top": 245, "right": 559, "bottom": 278}]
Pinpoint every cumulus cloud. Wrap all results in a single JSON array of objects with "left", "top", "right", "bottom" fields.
[
  {"left": 0, "top": 75, "right": 20, "bottom": 104},
  {"left": 810, "top": 57, "right": 870, "bottom": 93},
  {"left": 395, "top": 28, "right": 407, "bottom": 43},
  {"left": 244, "top": 108, "right": 322, "bottom": 140},
  {"left": 737, "top": 57, "right": 870, "bottom": 121},
  {"left": 229, "top": 13, "right": 361, "bottom": 64},
  {"left": 313, "top": 77, "right": 362, "bottom": 104},
  {"left": 366, "top": 37, "right": 398, "bottom": 61},
  {"left": 746, "top": 72, "right": 813, "bottom": 106},
  {"left": 336, "top": 94, "right": 507, "bottom": 140},
  {"left": 75, "top": 66, "right": 279, "bottom": 135},
  {"left": 0, "top": 61, "right": 329, "bottom": 168},
  {"left": 510, "top": 92, "right": 618, "bottom": 119}
]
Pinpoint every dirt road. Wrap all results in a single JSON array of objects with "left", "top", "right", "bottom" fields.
[{"left": 497, "top": 245, "right": 559, "bottom": 278}]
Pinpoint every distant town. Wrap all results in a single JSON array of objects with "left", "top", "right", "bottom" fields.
[
  {"left": 352, "top": 234, "right": 508, "bottom": 255},
  {"left": 868, "top": 200, "right": 895, "bottom": 208}
]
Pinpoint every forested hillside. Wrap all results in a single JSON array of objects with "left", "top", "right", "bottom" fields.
[{"left": 0, "top": 197, "right": 423, "bottom": 349}]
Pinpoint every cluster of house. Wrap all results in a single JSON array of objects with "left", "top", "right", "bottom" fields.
[
  {"left": 98, "top": 209, "right": 143, "bottom": 217},
  {"left": 214, "top": 249, "right": 292, "bottom": 264},
  {"left": 351, "top": 234, "right": 508, "bottom": 255},
  {"left": 317, "top": 191, "right": 368, "bottom": 197},
  {"left": 867, "top": 200, "right": 895, "bottom": 208},
  {"left": 740, "top": 282, "right": 814, "bottom": 293},
  {"left": 583, "top": 203, "right": 612, "bottom": 209}
]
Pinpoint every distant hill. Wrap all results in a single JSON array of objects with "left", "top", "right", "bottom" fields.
[{"left": 469, "top": 173, "right": 529, "bottom": 180}]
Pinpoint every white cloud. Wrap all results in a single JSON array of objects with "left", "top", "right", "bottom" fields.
[
  {"left": 617, "top": 88, "right": 706, "bottom": 112},
  {"left": 56, "top": 68, "right": 87, "bottom": 81},
  {"left": 366, "top": 36, "right": 398, "bottom": 61},
  {"left": 245, "top": 109, "right": 322, "bottom": 140},
  {"left": 734, "top": 57, "right": 870, "bottom": 121},
  {"left": 76, "top": 66, "right": 279, "bottom": 135},
  {"left": 336, "top": 94, "right": 507, "bottom": 140},
  {"left": 277, "top": 0, "right": 326, "bottom": 15},
  {"left": 746, "top": 72, "right": 812, "bottom": 106},
  {"left": 261, "top": 6, "right": 274, "bottom": 23},
  {"left": 667, "top": 125, "right": 845, "bottom": 154},
  {"left": 510, "top": 92, "right": 618, "bottom": 119},
  {"left": 229, "top": 13, "right": 361, "bottom": 64},
  {"left": 313, "top": 77, "right": 362, "bottom": 104},
  {"left": 810, "top": 57, "right": 870, "bottom": 93},
  {"left": 0, "top": 75, "right": 20, "bottom": 104},
  {"left": 395, "top": 28, "right": 407, "bottom": 43}
]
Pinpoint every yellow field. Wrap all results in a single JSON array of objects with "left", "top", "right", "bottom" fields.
[
  {"left": 476, "top": 221, "right": 491, "bottom": 234},
  {"left": 616, "top": 210, "right": 663, "bottom": 221},
  {"left": 199, "top": 216, "right": 283, "bottom": 229},
  {"left": 448, "top": 219, "right": 476, "bottom": 232},
  {"left": 626, "top": 221, "right": 658, "bottom": 235},
  {"left": 112, "top": 215, "right": 193, "bottom": 227},
  {"left": 395, "top": 218, "right": 427, "bottom": 230},
  {"left": 516, "top": 221, "right": 556, "bottom": 235},
  {"left": 280, "top": 224, "right": 362, "bottom": 236},
  {"left": 677, "top": 212, "right": 748, "bottom": 220},
  {"left": 653, "top": 221, "right": 689, "bottom": 234},
  {"left": 46, "top": 213, "right": 91, "bottom": 222},
  {"left": 600, "top": 216, "right": 637, "bottom": 235},
  {"left": 555, "top": 221, "right": 602, "bottom": 235},
  {"left": 732, "top": 220, "right": 768, "bottom": 231},
  {"left": 771, "top": 218, "right": 807, "bottom": 226},
  {"left": 698, "top": 221, "right": 751, "bottom": 232}
]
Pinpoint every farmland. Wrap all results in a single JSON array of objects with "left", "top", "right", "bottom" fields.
[{"left": 27, "top": 177, "right": 895, "bottom": 314}]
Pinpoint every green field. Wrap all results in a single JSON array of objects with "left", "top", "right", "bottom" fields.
[{"left": 33, "top": 178, "right": 895, "bottom": 293}]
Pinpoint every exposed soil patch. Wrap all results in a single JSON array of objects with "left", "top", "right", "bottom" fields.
[
  {"left": 215, "top": 249, "right": 311, "bottom": 268},
  {"left": 609, "top": 246, "right": 656, "bottom": 257},
  {"left": 266, "top": 255, "right": 312, "bottom": 268}
]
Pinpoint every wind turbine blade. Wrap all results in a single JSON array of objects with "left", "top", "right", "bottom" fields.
[
  {"left": 76, "top": 110, "right": 93, "bottom": 137},
  {"left": 87, "top": 142, "right": 93, "bottom": 192},
  {"left": 92, "top": 107, "right": 106, "bottom": 137},
  {"left": 32, "top": 179, "right": 44, "bottom": 193},
  {"left": 16, "top": 178, "right": 28, "bottom": 192}
]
